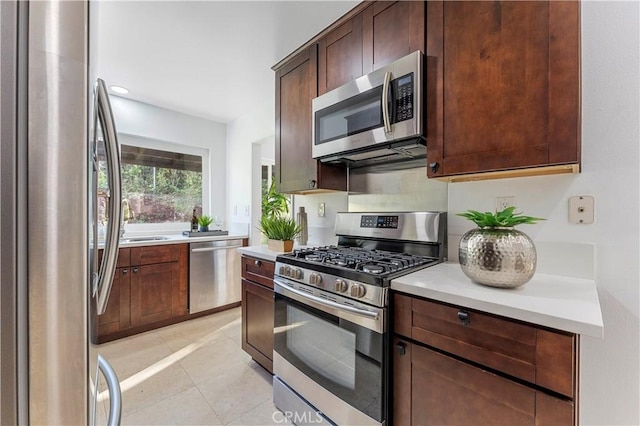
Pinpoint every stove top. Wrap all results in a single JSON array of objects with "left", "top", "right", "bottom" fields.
[
  {"left": 274, "top": 212, "right": 446, "bottom": 307},
  {"left": 277, "top": 245, "right": 441, "bottom": 287},
  {"left": 291, "top": 246, "right": 433, "bottom": 275}
]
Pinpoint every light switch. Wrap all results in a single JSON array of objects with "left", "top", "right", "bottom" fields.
[
  {"left": 568, "top": 195, "right": 595, "bottom": 224},
  {"left": 318, "top": 202, "right": 326, "bottom": 217}
]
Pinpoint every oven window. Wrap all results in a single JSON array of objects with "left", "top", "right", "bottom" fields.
[
  {"left": 315, "top": 85, "right": 384, "bottom": 145},
  {"left": 286, "top": 304, "right": 356, "bottom": 389},
  {"left": 274, "top": 294, "right": 386, "bottom": 422}
]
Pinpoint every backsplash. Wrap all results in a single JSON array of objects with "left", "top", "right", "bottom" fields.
[
  {"left": 293, "top": 168, "right": 595, "bottom": 281},
  {"left": 348, "top": 167, "right": 448, "bottom": 212},
  {"left": 293, "top": 167, "right": 448, "bottom": 245}
]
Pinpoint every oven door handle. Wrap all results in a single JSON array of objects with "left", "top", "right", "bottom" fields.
[{"left": 274, "top": 278, "right": 379, "bottom": 320}]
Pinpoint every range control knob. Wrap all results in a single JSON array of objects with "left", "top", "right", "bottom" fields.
[
  {"left": 334, "top": 279, "right": 348, "bottom": 293},
  {"left": 279, "top": 266, "right": 287, "bottom": 276},
  {"left": 350, "top": 283, "right": 366, "bottom": 298},
  {"left": 292, "top": 268, "right": 303, "bottom": 280},
  {"left": 283, "top": 266, "right": 292, "bottom": 277},
  {"left": 309, "top": 273, "right": 323, "bottom": 285}
]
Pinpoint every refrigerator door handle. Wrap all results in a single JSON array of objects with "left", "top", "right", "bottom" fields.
[
  {"left": 97, "top": 355, "right": 122, "bottom": 426},
  {"left": 93, "top": 78, "right": 122, "bottom": 315}
]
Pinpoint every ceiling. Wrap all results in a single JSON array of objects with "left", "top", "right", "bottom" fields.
[{"left": 94, "top": 1, "right": 359, "bottom": 124}]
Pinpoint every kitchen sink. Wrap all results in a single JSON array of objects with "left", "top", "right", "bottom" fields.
[{"left": 120, "top": 236, "right": 170, "bottom": 243}]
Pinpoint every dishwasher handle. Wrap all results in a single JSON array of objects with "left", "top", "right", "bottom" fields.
[{"left": 191, "top": 245, "right": 243, "bottom": 253}]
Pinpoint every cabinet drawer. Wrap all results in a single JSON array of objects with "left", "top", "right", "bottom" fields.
[
  {"left": 117, "top": 248, "right": 130, "bottom": 267},
  {"left": 241, "top": 256, "right": 275, "bottom": 288},
  {"left": 394, "top": 294, "right": 576, "bottom": 398},
  {"left": 131, "top": 244, "right": 179, "bottom": 265},
  {"left": 98, "top": 248, "right": 131, "bottom": 267}
]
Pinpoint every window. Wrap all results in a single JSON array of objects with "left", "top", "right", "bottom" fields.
[{"left": 98, "top": 141, "right": 206, "bottom": 227}]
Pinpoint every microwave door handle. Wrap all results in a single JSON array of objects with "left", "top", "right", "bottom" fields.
[{"left": 382, "top": 71, "right": 392, "bottom": 134}]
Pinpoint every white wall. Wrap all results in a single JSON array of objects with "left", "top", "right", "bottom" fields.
[
  {"left": 227, "top": 3, "right": 639, "bottom": 422},
  {"left": 110, "top": 96, "right": 227, "bottom": 232},
  {"left": 226, "top": 98, "right": 275, "bottom": 239},
  {"left": 293, "top": 193, "right": 349, "bottom": 246}
]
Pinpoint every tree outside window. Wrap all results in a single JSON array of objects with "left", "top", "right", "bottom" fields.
[{"left": 98, "top": 144, "right": 203, "bottom": 224}]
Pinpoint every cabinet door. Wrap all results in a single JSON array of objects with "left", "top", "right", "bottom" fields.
[
  {"left": 130, "top": 262, "right": 180, "bottom": 327},
  {"left": 317, "top": 14, "right": 363, "bottom": 95},
  {"left": 241, "top": 278, "right": 274, "bottom": 373},
  {"left": 97, "top": 267, "right": 131, "bottom": 336},
  {"left": 362, "top": 1, "right": 425, "bottom": 73},
  {"left": 395, "top": 339, "right": 535, "bottom": 425},
  {"left": 426, "top": 1, "right": 580, "bottom": 178},
  {"left": 275, "top": 46, "right": 346, "bottom": 193},
  {"left": 392, "top": 338, "right": 412, "bottom": 426},
  {"left": 393, "top": 339, "right": 575, "bottom": 425}
]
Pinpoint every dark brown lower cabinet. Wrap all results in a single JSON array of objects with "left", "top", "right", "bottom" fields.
[
  {"left": 392, "top": 293, "right": 578, "bottom": 425},
  {"left": 95, "top": 244, "right": 188, "bottom": 343},
  {"left": 130, "top": 262, "right": 182, "bottom": 327},
  {"left": 97, "top": 267, "right": 131, "bottom": 336},
  {"left": 393, "top": 338, "right": 574, "bottom": 425},
  {"left": 241, "top": 278, "right": 274, "bottom": 373},
  {"left": 241, "top": 255, "right": 275, "bottom": 373}
]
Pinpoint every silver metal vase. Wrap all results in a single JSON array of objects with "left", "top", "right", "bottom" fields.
[{"left": 458, "top": 227, "right": 537, "bottom": 288}]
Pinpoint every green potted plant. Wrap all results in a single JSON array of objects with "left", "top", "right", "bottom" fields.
[
  {"left": 457, "top": 207, "right": 545, "bottom": 288},
  {"left": 198, "top": 215, "right": 213, "bottom": 232},
  {"left": 262, "top": 180, "right": 289, "bottom": 219},
  {"left": 258, "top": 215, "right": 301, "bottom": 252}
]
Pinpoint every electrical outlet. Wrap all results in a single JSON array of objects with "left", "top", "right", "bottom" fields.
[
  {"left": 318, "top": 202, "right": 326, "bottom": 217},
  {"left": 496, "top": 196, "right": 516, "bottom": 211},
  {"left": 568, "top": 195, "right": 595, "bottom": 224}
]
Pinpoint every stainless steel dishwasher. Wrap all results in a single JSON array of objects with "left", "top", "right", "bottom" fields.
[{"left": 189, "top": 239, "right": 244, "bottom": 314}]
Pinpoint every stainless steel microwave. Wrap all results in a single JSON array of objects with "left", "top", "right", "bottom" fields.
[{"left": 312, "top": 51, "right": 424, "bottom": 168}]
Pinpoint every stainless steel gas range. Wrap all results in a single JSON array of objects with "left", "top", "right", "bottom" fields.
[{"left": 273, "top": 211, "right": 446, "bottom": 426}]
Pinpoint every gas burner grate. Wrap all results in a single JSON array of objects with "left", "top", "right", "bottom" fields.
[{"left": 287, "top": 246, "right": 432, "bottom": 276}]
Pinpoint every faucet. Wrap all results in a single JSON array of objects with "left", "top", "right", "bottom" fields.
[{"left": 121, "top": 198, "right": 134, "bottom": 238}]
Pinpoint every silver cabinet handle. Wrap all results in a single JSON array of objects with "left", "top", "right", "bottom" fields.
[
  {"left": 97, "top": 355, "right": 122, "bottom": 426},
  {"left": 381, "top": 71, "right": 392, "bottom": 134},
  {"left": 94, "top": 78, "right": 122, "bottom": 315},
  {"left": 191, "top": 245, "right": 243, "bottom": 253}
]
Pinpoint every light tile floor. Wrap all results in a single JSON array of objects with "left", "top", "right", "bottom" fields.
[{"left": 96, "top": 307, "right": 286, "bottom": 425}]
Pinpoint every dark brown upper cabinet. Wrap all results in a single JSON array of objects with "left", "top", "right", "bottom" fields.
[
  {"left": 275, "top": 46, "right": 347, "bottom": 194},
  {"left": 362, "top": 1, "right": 425, "bottom": 73},
  {"left": 426, "top": 1, "right": 581, "bottom": 181},
  {"left": 317, "top": 15, "right": 364, "bottom": 96}
]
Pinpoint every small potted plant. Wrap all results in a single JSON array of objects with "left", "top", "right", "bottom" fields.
[
  {"left": 258, "top": 215, "right": 301, "bottom": 252},
  {"left": 457, "top": 207, "right": 544, "bottom": 288},
  {"left": 198, "top": 215, "right": 213, "bottom": 232}
]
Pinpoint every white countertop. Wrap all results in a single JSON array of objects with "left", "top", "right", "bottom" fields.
[
  {"left": 391, "top": 262, "right": 604, "bottom": 338},
  {"left": 114, "top": 233, "right": 249, "bottom": 248},
  {"left": 237, "top": 245, "right": 289, "bottom": 262}
]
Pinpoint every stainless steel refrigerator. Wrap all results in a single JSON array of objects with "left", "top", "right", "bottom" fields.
[{"left": 1, "top": 1, "right": 123, "bottom": 424}]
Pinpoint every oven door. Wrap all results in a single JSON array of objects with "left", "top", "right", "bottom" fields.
[{"left": 273, "top": 277, "right": 387, "bottom": 425}]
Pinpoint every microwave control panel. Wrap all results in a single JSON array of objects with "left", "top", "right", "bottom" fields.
[{"left": 392, "top": 73, "right": 414, "bottom": 123}]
